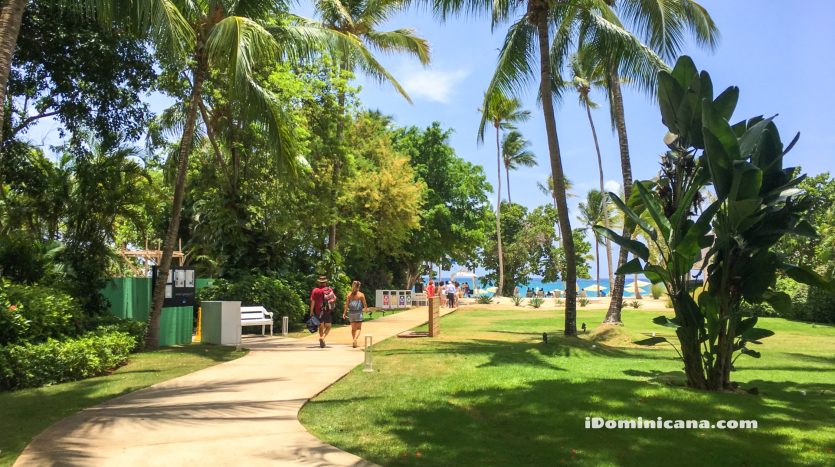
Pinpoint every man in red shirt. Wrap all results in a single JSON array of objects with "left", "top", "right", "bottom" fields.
[
  {"left": 310, "top": 275, "right": 333, "bottom": 348},
  {"left": 426, "top": 280, "right": 435, "bottom": 301}
]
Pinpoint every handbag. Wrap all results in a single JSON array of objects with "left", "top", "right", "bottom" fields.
[{"left": 306, "top": 314, "right": 320, "bottom": 333}]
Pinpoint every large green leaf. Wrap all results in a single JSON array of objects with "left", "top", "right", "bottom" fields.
[
  {"left": 657, "top": 72, "right": 683, "bottom": 134},
  {"left": 783, "top": 265, "right": 835, "bottom": 293},
  {"left": 735, "top": 316, "right": 758, "bottom": 338},
  {"left": 702, "top": 130, "right": 732, "bottom": 199},
  {"left": 741, "top": 328, "right": 775, "bottom": 342},
  {"left": 617, "top": 258, "right": 645, "bottom": 275},
  {"left": 740, "top": 347, "right": 762, "bottom": 358},
  {"left": 739, "top": 117, "right": 775, "bottom": 160},
  {"left": 635, "top": 182, "right": 671, "bottom": 242},
  {"left": 763, "top": 291, "right": 792, "bottom": 315},
  {"left": 713, "top": 86, "right": 739, "bottom": 122},
  {"left": 677, "top": 200, "right": 719, "bottom": 259},
  {"left": 593, "top": 226, "right": 650, "bottom": 261},
  {"left": 607, "top": 192, "right": 656, "bottom": 241},
  {"left": 702, "top": 99, "right": 740, "bottom": 159},
  {"left": 729, "top": 160, "right": 763, "bottom": 201}
]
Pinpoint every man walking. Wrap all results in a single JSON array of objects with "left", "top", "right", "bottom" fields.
[{"left": 310, "top": 276, "right": 333, "bottom": 348}]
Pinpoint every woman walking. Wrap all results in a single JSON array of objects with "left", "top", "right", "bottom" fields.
[{"left": 343, "top": 280, "right": 368, "bottom": 348}]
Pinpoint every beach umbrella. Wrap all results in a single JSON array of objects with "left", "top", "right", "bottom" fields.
[
  {"left": 583, "top": 285, "right": 607, "bottom": 292},
  {"left": 486, "top": 286, "right": 498, "bottom": 293},
  {"left": 624, "top": 280, "right": 651, "bottom": 289}
]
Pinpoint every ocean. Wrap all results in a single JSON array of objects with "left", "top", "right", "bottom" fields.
[{"left": 420, "top": 276, "right": 651, "bottom": 298}]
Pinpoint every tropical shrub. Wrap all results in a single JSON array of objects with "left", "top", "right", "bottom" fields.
[
  {"left": 578, "top": 297, "right": 589, "bottom": 307},
  {"left": 529, "top": 297, "right": 544, "bottom": 308},
  {"left": 597, "top": 56, "right": 834, "bottom": 390},
  {"left": 199, "top": 275, "right": 307, "bottom": 327},
  {"left": 475, "top": 294, "right": 494, "bottom": 304},
  {"left": 554, "top": 298, "right": 563, "bottom": 306},
  {"left": 0, "top": 330, "right": 134, "bottom": 390},
  {"left": 511, "top": 295, "right": 524, "bottom": 306},
  {"left": 629, "top": 300, "right": 642, "bottom": 309},
  {"left": 91, "top": 318, "right": 148, "bottom": 352},
  {"left": 651, "top": 282, "right": 665, "bottom": 299},
  {"left": 0, "top": 282, "right": 84, "bottom": 345}
]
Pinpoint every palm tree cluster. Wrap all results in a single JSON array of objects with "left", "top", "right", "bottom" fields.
[{"left": 461, "top": 0, "right": 718, "bottom": 333}]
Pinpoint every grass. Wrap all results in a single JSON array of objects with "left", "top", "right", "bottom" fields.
[
  {"left": 299, "top": 308, "right": 835, "bottom": 466},
  {"left": 0, "top": 344, "right": 246, "bottom": 466}
]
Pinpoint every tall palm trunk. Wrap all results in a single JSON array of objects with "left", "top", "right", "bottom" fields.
[
  {"left": 505, "top": 164, "right": 512, "bottom": 204},
  {"left": 148, "top": 48, "right": 207, "bottom": 348},
  {"left": 0, "top": 0, "right": 26, "bottom": 141},
  {"left": 604, "top": 71, "right": 633, "bottom": 324},
  {"left": 533, "top": 5, "right": 576, "bottom": 335},
  {"left": 595, "top": 237, "right": 600, "bottom": 297},
  {"left": 584, "top": 102, "right": 614, "bottom": 286},
  {"left": 495, "top": 124, "right": 505, "bottom": 297}
]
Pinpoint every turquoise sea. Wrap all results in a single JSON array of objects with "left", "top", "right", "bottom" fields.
[{"left": 420, "top": 276, "right": 650, "bottom": 298}]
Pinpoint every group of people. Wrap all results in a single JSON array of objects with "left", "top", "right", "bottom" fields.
[
  {"left": 309, "top": 276, "right": 367, "bottom": 349},
  {"left": 425, "top": 280, "right": 471, "bottom": 308}
]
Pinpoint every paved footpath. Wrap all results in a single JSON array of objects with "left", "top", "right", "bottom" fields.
[{"left": 16, "top": 306, "right": 455, "bottom": 466}]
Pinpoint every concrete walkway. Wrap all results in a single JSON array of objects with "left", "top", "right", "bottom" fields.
[{"left": 15, "top": 306, "right": 455, "bottom": 466}]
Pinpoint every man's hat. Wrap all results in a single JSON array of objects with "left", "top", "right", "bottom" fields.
[{"left": 317, "top": 275, "right": 328, "bottom": 284}]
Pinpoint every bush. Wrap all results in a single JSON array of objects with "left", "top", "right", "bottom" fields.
[
  {"left": 629, "top": 300, "right": 642, "bottom": 309},
  {"left": 511, "top": 296, "right": 523, "bottom": 307},
  {"left": 91, "top": 318, "right": 148, "bottom": 352},
  {"left": 199, "top": 275, "right": 307, "bottom": 328},
  {"left": 579, "top": 297, "right": 589, "bottom": 307},
  {"left": 475, "top": 294, "right": 494, "bottom": 304},
  {"left": 529, "top": 297, "right": 544, "bottom": 308},
  {"left": 740, "top": 277, "right": 835, "bottom": 324},
  {"left": 0, "top": 330, "right": 135, "bottom": 390},
  {"left": 554, "top": 298, "right": 563, "bottom": 306},
  {"left": 0, "top": 282, "right": 84, "bottom": 345},
  {"left": 651, "top": 283, "right": 665, "bottom": 300}
]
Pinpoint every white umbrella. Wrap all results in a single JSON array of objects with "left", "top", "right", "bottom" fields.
[
  {"left": 583, "top": 284, "right": 608, "bottom": 292},
  {"left": 486, "top": 286, "right": 498, "bottom": 293},
  {"left": 624, "top": 280, "right": 651, "bottom": 289}
]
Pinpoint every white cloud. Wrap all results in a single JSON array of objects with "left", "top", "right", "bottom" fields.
[
  {"left": 401, "top": 67, "right": 469, "bottom": 103},
  {"left": 604, "top": 179, "right": 622, "bottom": 194}
]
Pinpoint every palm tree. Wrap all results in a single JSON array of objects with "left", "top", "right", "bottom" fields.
[
  {"left": 537, "top": 174, "right": 573, "bottom": 233},
  {"left": 315, "top": 0, "right": 430, "bottom": 251},
  {"left": 501, "top": 130, "right": 536, "bottom": 204},
  {"left": 578, "top": 189, "right": 613, "bottom": 299},
  {"left": 591, "top": 0, "right": 718, "bottom": 324},
  {"left": 0, "top": 0, "right": 28, "bottom": 139},
  {"left": 569, "top": 46, "right": 614, "bottom": 288},
  {"left": 478, "top": 91, "right": 530, "bottom": 297}
]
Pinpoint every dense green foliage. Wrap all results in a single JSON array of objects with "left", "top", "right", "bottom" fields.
[
  {"left": 0, "top": 282, "right": 84, "bottom": 345},
  {"left": 0, "top": 329, "right": 134, "bottom": 390}
]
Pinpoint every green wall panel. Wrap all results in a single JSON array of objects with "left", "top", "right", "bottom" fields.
[{"left": 159, "top": 306, "right": 193, "bottom": 346}]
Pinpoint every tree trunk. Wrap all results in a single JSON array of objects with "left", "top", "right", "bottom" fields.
[
  {"left": 534, "top": 10, "right": 576, "bottom": 336},
  {"left": 595, "top": 238, "right": 600, "bottom": 298},
  {"left": 585, "top": 102, "right": 614, "bottom": 287},
  {"left": 506, "top": 163, "right": 512, "bottom": 204},
  {"left": 147, "top": 51, "right": 207, "bottom": 349},
  {"left": 0, "top": 0, "right": 27, "bottom": 141},
  {"left": 603, "top": 72, "right": 632, "bottom": 325},
  {"left": 495, "top": 124, "right": 505, "bottom": 297}
]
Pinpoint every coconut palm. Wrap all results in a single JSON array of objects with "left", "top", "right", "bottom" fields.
[
  {"left": 569, "top": 46, "right": 615, "bottom": 287},
  {"left": 576, "top": 0, "right": 718, "bottom": 323},
  {"left": 578, "top": 189, "right": 615, "bottom": 300},
  {"left": 478, "top": 91, "right": 530, "bottom": 297},
  {"left": 501, "top": 130, "right": 536, "bottom": 203},
  {"left": 537, "top": 175, "right": 574, "bottom": 234},
  {"left": 315, "top": 0, "right": 430, "bottom": 251}
]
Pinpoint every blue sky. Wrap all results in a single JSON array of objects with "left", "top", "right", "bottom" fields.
[{"left": 23, "top": 0, "right": 835, "bottom": 278}]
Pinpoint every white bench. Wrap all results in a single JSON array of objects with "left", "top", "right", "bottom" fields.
[{"left": 241, "top": 306, "right": 274, "bottom": 336}]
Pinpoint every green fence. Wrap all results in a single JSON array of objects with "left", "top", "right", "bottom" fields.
[{"left": 102, "top": 278, "right": 207, "bottom": 346}]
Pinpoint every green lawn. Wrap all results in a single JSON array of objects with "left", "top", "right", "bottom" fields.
[
  {"left": 299, "top": 308, "right": 835, "bottom": 466},
  {"left": 0, "top": 344, "right": 246, "bottom": 466}
]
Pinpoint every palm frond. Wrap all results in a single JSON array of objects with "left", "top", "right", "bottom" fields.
[{"left": 364, "top": 29, "right": 431, "bottom": 64}]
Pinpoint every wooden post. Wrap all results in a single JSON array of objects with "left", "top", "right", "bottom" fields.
[{"left": 428, "top": 296, "right": 440, "bottom": 337}]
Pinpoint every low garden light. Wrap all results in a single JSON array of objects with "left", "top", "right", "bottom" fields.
[
  {"left": 581, "top": 323, "right": 587, "bottom": 333},
  {"left": 363, "top": 335, "right": 374, "bottom": 372},
  {"left": 542, "top": 332, "right": 548, "bottom": 343}
]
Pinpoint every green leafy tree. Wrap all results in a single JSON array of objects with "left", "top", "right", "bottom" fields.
[
  {"left": 598, "top": 57, "right": 833, "bottom": 390},
  {"left": 478, "top": 91, "right": 531, "bottom": 297},
  {"left": 501, "top": 130, "right": 537, "bottom": 203},
  {"left": 314, "top": 0, "right": 430, "bottom": 251}
]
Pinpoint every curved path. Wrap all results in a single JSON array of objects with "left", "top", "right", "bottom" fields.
[{"left": 15, "top": 306, "right": 454, "bottom": 466}]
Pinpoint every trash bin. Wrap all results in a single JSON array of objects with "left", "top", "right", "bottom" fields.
[{"left": 201, "top": 301, "right": 241, "bottom": 345}]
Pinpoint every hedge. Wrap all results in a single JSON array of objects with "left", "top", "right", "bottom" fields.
[
  {"left": 0, "top": 330, "right": 135, "bottom": 390},
  {"left": 198, "top": 275, "right": 308, "bottom": 328}
]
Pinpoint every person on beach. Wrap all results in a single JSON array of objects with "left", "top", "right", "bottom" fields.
[
  {"left": 343, "top": 280, "right": 368, "bottom": 348},
  {"left": 310, "top": 275, "right": 333, "bottom": 348},
  {"left": 426, "top": 280, "right": 435, "bottom": 301},
  {"left": 445, "top": 281, "right": 456, "bottom": 308}
]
